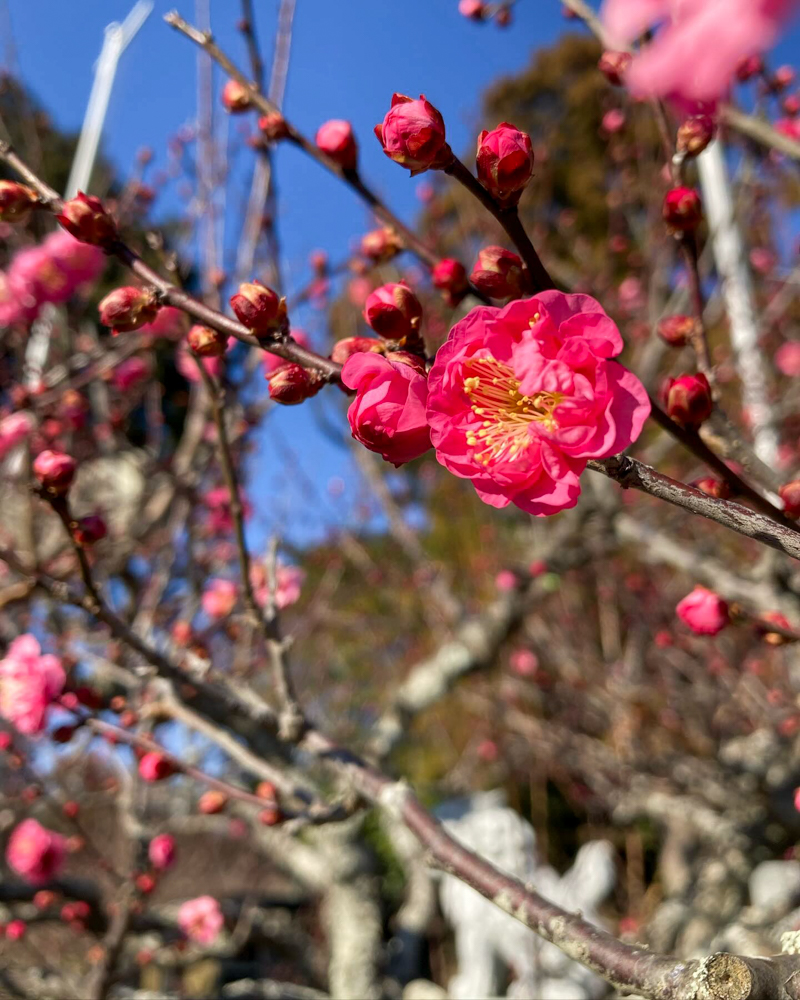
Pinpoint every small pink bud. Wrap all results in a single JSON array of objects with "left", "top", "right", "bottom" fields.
[
  {"left": 56, "top": 192, "right": 117, "bottom": 246},
  {"left": 676, "top": 586, "right": 729, "bottom": 636},
  {"left": 315, "top": 119, "right": 358, "bottom": 171},
  {"left": 268, "top": 364, "right": 322, "bottom": 405},
  {"left": 33, "top": 449, "right": 76, "bottom": 494},
  {"left": 230, "top": 280, "right": 287, "bottom": 336},
  {"left": 198, "top": 790, "right": 228, "bottom": 814},
  {"left": 598, "top": 51, "right": 632, "bottom": 86},
  {"left": 470, "top": 246, "right": 525, "bottom": 298},
  {"left": 98, "top": 287, "right": 159, "bottom": 334},
  {"left": 476, "top": 123, "right": 534, "bottom": 207},
  {"left": 360, "top": 227, "right": 403, "bottom": 262},
  {"left": 691, "top": 477, "right": 730, "bottom": 499},
  {"left": 431, "top": 258, "right": 468, "bottom": 305},
  {"left": 773, "top": 65, "right": 796, "bottom": 91},
  {"left": 780, "top": 480, "right": 800, "bottom": 519},
  {"left": 458, "top": 0, "right": 486, "bottom": 18},
  {"left": 363, "top": 282, "right": 423, "bottom": 341},
  {"left": 258, "top": 112, "right": 289, "bottom": 141},
  {"left": 331, "top": 337, "right": 386, "bottom": 365},
  {"left": 664, "top": 373, "right": 712, "bottom": 428},
  {"left": 662, "top": 187, "right": 702, "bottom": 233},
  {"left": 187, "top": 324, "right": 228, "bottom": 358},
  {"left": 222, "top": 79, "right": 251, "bottom": 113},
  {"left": 736, "top": 55, "right": 763, "bottom": 82},
  {"left": 6, "top": 920, "right": 26, "bottom": 941},
  {"left": 138, "top": 752, "right": 174, "bottom": 782},
  {"left": 676, "top": 116, "right": 716, "bottom": 157},
  {"left": 657, "top": 314, "right": 697, "bottom": 347},
  {"left": 258, "top": 806, "right": 282, "bottom": 826},
  {"left": 0, "top": 181, "right": 37, "bottom": 222},
  {"left": 374, "top": 94, "right": 451, "bottom": 175},
  {"left": 148, "top": 833, "right": 176, "bottom": 870}
]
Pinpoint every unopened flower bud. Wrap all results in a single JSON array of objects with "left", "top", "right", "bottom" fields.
[
  {"left": 470, "top": 246, "right": 525, "bottom": 298},
  {"left": 56, "top": 192, "right": 117, "bottom": 246},
  {"left": 0, "top": 181, "right": 37, "bottom": 222},
  {"left": 692, "top": 477, "right": 730, "bottom": 499},
  {"left": 268, "top": 364, "right": 322, "bottom": 405},
  {"left": 677, "top": 116, "right": 716, "bottom": 157},
  {"left": 230, "top": 280, "right": 287, "bottom": 335},
  {"left": 676, "top": 586, "right": 729, "bottom": 635},
  {"left": 73, "top": 514, "right": 107, "bottom": 545},
  {"left": 431, "top": 258, "right": 468, "bottom": 305},
  {"left": 374, "top": 94, "right": 451, "bottom": 175},
  {"left": 757, "top": 610, "right": 795, "bottom": 646},
  {"left": 98, "top": 287, "right": 159, "bottom": 333},
  {"left": 315, "top": 119, "right": 358, "bottom": 171},
  {"left": 198, "top": 790, "right": 228, "bottom": 814},
  {"left": 331, "top": 336, "right": 386, "bottom": 365},
  {"left": 138, "top": 752, "right": 174, "bottom": 782},
  {"left": 364, "top": 282, "right": 422, "bottom": 341},
  {"left": 458, "top": 0, "right": 486, "bottom": 18},
  {"left": 662, "top": 187, "right": 702, "bottom": 233},
  {"left": 780, "top": 480, "right": 800, "bottom": 519},
  {"left": 258, "top": 806, "right": 282, "bottom": 826},
  {"left": 736, "top": 55, "right": 763, "bottom": 82},
  {"left": 33, "top": 449, "right": 76, "bottom": 494},
  {"left": 598, "top": 51, "right": 632, "bottom": 86},
  {"left": 657, "top": 314, "right": 698, "bottom": 347},
  {"left": 773, "top": 65, "right": 796, "bottom": 92},
  {"left": 187, "top": 324, "right": 228, "bottom": 357},
  {"left": 664, "top": 372, "right": 712, "bottom": 428},
  {"left": 258, "top": 112, "right": 289, "bottom": 141},
  {"left": 360, "top": 227, "right": 403, "bottom": 262},
  {"left": 222, "top": 79, "right": 251, "bottom": 113},
  {"left": 476, "top": 123, "right": 534, "bottom": 207}
]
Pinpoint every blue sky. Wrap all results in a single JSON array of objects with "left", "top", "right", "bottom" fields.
[{"left": 7, "top": 1, "right": 800, "bottom": 545}]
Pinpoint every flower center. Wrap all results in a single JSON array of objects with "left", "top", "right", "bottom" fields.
[{"left": 463, "top": 355, "right": 561, "bottom": 465}]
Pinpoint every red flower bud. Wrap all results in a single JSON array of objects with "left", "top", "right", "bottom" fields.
[
  {"left": 676, "top": 116, "right": 716, "bottom": 157},
  {"left": 258, "top": 112, "right": 289, "bottom": 141},
  {"left": 0, "top": 181, "right": 37, "bottom": 222},
  {"left": 267, "top": 364, "right": 322, "bottom": 405},
  {"left": 657, "top": 314, "right": 698, "bottom": 347},
  {"left": 757, "top": 610, "right": 795, "bottom": 646},
  {"left": 773, "top": 65, "right": 796, "bottom": 92},
  {"left": 138, "top": 752, "right": 174, "bottom": 782},
  {"left": 736, "top": 55, "right": 763, "bottom": 82},
  {"left": 664, "top": 372, "right": 713, "bottom": 428},
  {"left": 6, "top": 920, "right": 26, "bottom": 941},
  {"left": 458, "top": 0, "right": 486, "bottom": 18},
  {"left": 662, "top": 187, "right": 702, "bottom": 233},
  {"left": 331, "top": 337, "right": 386, "bottom": 365},
  {"left": 258, "top": 806, "right": 282, "bottom": 826},
  {"left": 230, "top": 280, "right": 287, "bottom": 335},
  {"left": 198, "top": 790, "right": 228, "bottom": 814},
  {"left": 692, "top": 477, "right": 730, "bottom": 499},
  {"left": 374, "top": 94, "right": 451, "bottom": 175},
  {"left": 56, "top": 192, "right": 117, "bottom": 246},
  {"left": 315, "top": 119, "right": 358, "bottom": 171},
  {"left": 33, "top": 449, "right": 76, "bottom": 494},
  {"left": 470, "top": 246, "right": 525, "bottom": 298},
  {"left": 780, "top": 480, "right": 800, "bottom": 519},
  {"left": 476, "top": 123, "right": 534, "bottom": 207},
  {"left": 135, "top": 873, "right": 156, "bottom": 894},
  {"left": 221, "top": 79, "right": 251, "bottom": 113},
  {"left": 360, "top": 227, "right": 403, "bottom": 263},
  {"left": 73, "top": 514, "right": 107, "bottom": 545},
  {"left": 431, "top": 258, "right": 468, "bottom": 305},
  {"left": 364, "top": 282, "right": 422, "bottom": 341},
  {"left": 98, "top": 287, "right": 159, "bottom": 333},
  {"left": 187, "top": 324, "right": 228, "bottom": 357},
  {"left": 598, "top": 51, "right": 632, "bottom": 86},
  {"left": 62, "top": 801, "right": 79, "bottom": 819}
]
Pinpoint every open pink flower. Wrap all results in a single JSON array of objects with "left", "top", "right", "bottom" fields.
[
  {"left": 7, "top": 819, "right": 66, "bottom": 884},
  {"left": 178, "top": 895, "right": 224, "bottom": 944},
  {"left": 201, "top": 579, "right": 238, "bottom": 620},
  {"left": 0, "top": 635, "right": 65, "bottom": 735},
  {"left": 601, "top": 0, "right": 799, "bottom": 104},
  {"left": 275, "top": 565, "right": 304, "bottom": 609},
  {"left": 341, "top": 353, "right": 431, "bottom": 466},
  {"left": 426, "top": 292, "right": 650, "bottom": 515},
  {"left": 676, "top": 586, "right": 729, "bottom": 635}
]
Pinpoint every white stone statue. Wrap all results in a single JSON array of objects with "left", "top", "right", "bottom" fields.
[{"left": 437, "top": 791, "right": 615, "bottom": 1000}]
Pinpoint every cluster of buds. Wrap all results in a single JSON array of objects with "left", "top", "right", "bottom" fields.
[
  {"left": 360, "top": 226, "right": 403, "bottom": 263},
  {"left": 374, "top": 94, "right": 452, "bottom": 175},
  {"left": 664, "top": 372, "right": 713, "bottom": 428},
  {"left": 476, "top": 123, "right": 534, "bottom": 207},
  {"left": 470, "top": 246, "right": 526, "bottom": 298},
  {"left": 598, "top": 51, "right": 632, "bottom": 86},
  {"left": 0, "top": 181, "right": 38, "bottom": 222},
  {"left": 56, "top": 192, "right": 117, "bottom": 246},
  {"left": 676, "top": 116, "right": 716, "bottom": 157},
  {"left": 33, "top": 449, "right": 76, "bottom": 495},
  {"left": 315, "top": 119, "right": 358, "bottom": 171},
  {"left": 187, "top": 324, "right": 229, "bottom": 358},
  {"left": 431, "top": 258, "right": 469, "bottom": 306},
  {"left": 363, "top": 282, "right": 423, "bottom": 344},
  {"left": 267, "top": 364, "right": 324, "bottom": 405},
  {"left": 221, "top": 79, "right": 252, "bottom": 113},
  {"left": 230, "top": 280, "right": 288, "bottom": 337},
  {"left": 662, "top": 187, "right": 703, "bottom": 234},
  {"left": 98, "top": 286, "right": 160, "bottom": 334},
  {"left": 657, "top": 314, "right": 698, "bottom": 347}
]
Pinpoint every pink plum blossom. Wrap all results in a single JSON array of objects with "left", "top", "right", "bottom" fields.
[
  {"left": 426, "top": 292, "right": 650, "bottom": 515},
  {"left": 6, "top": 819, "right": 66, "bottom": 883},
  {"left": 676, "top": 586, "right": 729, "bottom": 635},
  {"left": 148, "top": 833, "right": 176, "bottom": 870},
  {"left": 112, "top": 357, "right": 151, "bottom": 392},
  {"left": 201, "top": 579, "right": 238, "bottom": 620},
  {"left": 178, "top": 895, "right": 224, "bottom": 944},
  {"left": 776, "top": 342, "right": 800, "bottom": 376},
  {"left": 0, "top": 412, "right": 34, "bottom": 460},
  {"left": 0, "top": 635, "right": 66, "bottom": 735}
]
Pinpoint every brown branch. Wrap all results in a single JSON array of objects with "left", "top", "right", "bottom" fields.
[{"left": 83, "top": 889, "right": 133, "bottom": 1000}]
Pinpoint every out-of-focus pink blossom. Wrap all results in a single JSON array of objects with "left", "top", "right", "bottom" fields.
[
  {"left": 0, "top": 635, "right": 65, "bottom": 734},
  {"left": 176, "top": 340, "right": 225, "bottom": 383},
  {"left": 495, "top": 570, "right": 518, "bottom": 591},
  {"left": 139, "top": 306, "right": 186, "bottom": 340},
  {"left": 601, "top": 109, "right": 627, "bottom": 134},
  {"left": 251, "top": 563, "right": 305, "bottom": 610},
  {"left": 315, "top": 120, "right": 358, "bottom": 170},
  {"left": 148, "top": 833, "right": 176, "bottom": 870},
  {"left": 6, "top": 818, "right": 66, "bottom": 883},
  {"left": 138, "top": 752, "right": 174, "bottom": 782},
  {"left": 777, "top": 342, "right": 800, "bottom": 376},
  {"left": 601, "top": 0, "right": 800, "bottom": 104},
  {"left": 676, "top": 586, "right": 729, "bottom": 635},
  {"left": 510, "top": 648, "right": 539, "bottom": 676},
  {"left": 112, "top": 357, "right": 151, "bottom": 392},
  {"left": 201, "top": 579, "right": 238, "bottom": 620},
  {"left": 0, "top": 412, "right": 34, "bottom": 459},
  {"left": 178, "top": 895, "right": 224, "bottom": 944}
]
